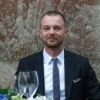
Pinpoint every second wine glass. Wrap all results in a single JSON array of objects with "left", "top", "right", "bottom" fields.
[{"left": 24, "top": 71, "right": 39, "bottom": 99}]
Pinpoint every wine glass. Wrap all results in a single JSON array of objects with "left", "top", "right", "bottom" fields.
[
  {"left": 17, "top": 71, "right": 28, "bottom": 96},
  {"left": 14, "top": 71, "right": 39, "bottom": 99},
  {"left": 25, "top": 71, "right": 39, "bottom": 99}
]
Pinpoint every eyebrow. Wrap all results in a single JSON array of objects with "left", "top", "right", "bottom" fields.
[{"left": 42, "top": 25, "right": 62, "bottom": 27}]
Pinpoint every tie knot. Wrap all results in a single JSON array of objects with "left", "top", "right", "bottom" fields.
[
  {"left": 52, "top": 58, "right": 58, "bottom": 62},
  {"left": 52, "top": 58, "right": 58, "bottom": 65}
]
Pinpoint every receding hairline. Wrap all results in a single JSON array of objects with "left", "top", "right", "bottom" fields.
[{"left": 40, "top": 11, "right": 66, "bottom": 27}]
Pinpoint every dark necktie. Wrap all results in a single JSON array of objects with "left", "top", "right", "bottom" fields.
[{"left": 53, "top": 58, "right": 60, "bottom": 100}]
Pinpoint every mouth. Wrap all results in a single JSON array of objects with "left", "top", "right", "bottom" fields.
[
  {"left": 48, "top": 36, "right": 57, "bottom": 40},
  {"left": 48, "top": 38, "right": 56, "bottom": 42}
]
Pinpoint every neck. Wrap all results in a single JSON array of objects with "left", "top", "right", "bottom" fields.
[{"left": 44, "top": 46, "right": 64, "bottom": 57}]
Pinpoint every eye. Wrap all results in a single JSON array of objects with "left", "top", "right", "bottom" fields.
[
  {"left": 43, "top": 27, "right": 50, "bottom": 31},
  {"left": 54, "top": 27, "right": 61, "bottom": 31}
]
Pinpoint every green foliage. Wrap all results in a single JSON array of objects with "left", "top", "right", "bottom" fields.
[
  {"left": 0, "top": 87, "right": 16, "bottom": 100},
  {"left": 11, "top": 95, "right": 24, "bottom": 100}
]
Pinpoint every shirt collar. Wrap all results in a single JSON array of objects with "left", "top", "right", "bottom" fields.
[
  {"left": 57, "top": 49, "right": 64, "bottom": 64},
  {"left": 43, "top": 49, "right": 52, "bottom": 64},
  {"left": 43, "top": 48, "right": 64, "bottom": 65}
]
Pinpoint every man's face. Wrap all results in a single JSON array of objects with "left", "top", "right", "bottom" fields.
[{"left": 39, "top": 15, "right": 67, "bottom": 48}]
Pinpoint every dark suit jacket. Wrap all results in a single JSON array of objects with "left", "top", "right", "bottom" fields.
[{"left": 15, "top": 50, "right": 100, "bottom": 100}]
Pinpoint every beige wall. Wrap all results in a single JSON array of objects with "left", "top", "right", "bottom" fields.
[{"left": 0, "top": 0, "right": 100, "bottom": 87}]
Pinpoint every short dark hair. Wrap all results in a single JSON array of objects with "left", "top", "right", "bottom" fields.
[{"left": 40, "top": 10, "right": 66, "bottom": 27}]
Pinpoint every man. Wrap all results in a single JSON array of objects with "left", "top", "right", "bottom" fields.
[{"left": 15, "top": 11, "right": 100, "bottom": 100}]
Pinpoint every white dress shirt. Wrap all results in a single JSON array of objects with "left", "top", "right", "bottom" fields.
[{"left": 43, "top": 49, "right": 65, "bottom": 100}]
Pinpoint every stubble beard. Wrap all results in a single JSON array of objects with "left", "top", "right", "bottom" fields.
[{"left": 43, "top": 39, "right": 63, "bottom": 49}]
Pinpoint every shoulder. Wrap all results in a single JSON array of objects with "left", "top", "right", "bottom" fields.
[
  {"left": 64, "top": 49, "right": 89, "bottom": 62},
  {"left": 65, "top": 49, "right": 86, "bottom": 58},
  {"left": 20, "top": 50, "right": 43, "bottom": 62}
]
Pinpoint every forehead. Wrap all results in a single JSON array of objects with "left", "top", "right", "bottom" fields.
[{"left": 41, "top": 15, "right": 65, "bottom": 26}]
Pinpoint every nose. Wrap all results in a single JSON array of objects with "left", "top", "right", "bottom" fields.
[{"left": 49, "top": 28, "right": 55, "bottom": 34}]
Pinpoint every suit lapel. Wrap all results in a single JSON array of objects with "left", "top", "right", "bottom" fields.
[
  {"left": 34, "top": 51, "right": 45, "bottom": 95},
  {"left": 64, "top": 50, "right": 74, "bottom": 100}
]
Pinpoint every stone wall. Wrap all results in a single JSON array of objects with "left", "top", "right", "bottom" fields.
[{"left": 0, "top": 0, "right": 100, "bottom": 87}]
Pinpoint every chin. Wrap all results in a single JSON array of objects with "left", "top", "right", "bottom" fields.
[
  {"left": 47, "top": 43, "right": 61, "bottom": 48},
  {"left": 44, "top": 41, "right": 63, "bottom": 48}
]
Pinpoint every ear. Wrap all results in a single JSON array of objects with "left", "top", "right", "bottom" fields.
[
  {"left": 65, "top": 28, "right": 68, "bottom": 37},
  {"left": 39, "top": 29, "right": 42, "bottom": 38}
]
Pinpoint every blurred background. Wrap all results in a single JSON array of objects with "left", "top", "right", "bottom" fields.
[{"left": 0, "top": 0, "right": 100, "bottom": 87}]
